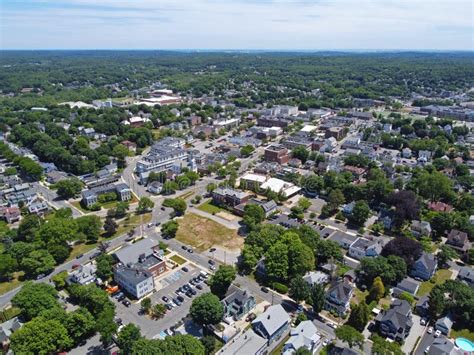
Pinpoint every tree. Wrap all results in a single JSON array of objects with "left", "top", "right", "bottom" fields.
[
  {"left": 152, "top": 303, "right": 167, "bottom": 319},
  {"left": 65, "top": 308, "right": 96, "bottom": 344},
  {"left": 327, "top": 189, "right": 345, "bottom": 211},
  {"left": 131, "top": 335, "right": 205, "bottom": 355},
  {"left": 201, "top": 335, "right": 216, "bottom": 355},
  {"left": 163, "top": 198, "right": 187, "bottom": 216},
  {"left": 315, "top": 239, "right": 343, "bottom": 263},
  {"left": 209, "top": 265, "right": 236, "bottom": 299},
  {"left": 51, "top": 271, "right": 68, "bottom": 290},
  {"left": 295, "top": 312, "right": 308, "bottom": 326},
  {"left": 161, "top": 220, "right": 179, "bottom": 238},
  {"left": 265, "top": 242, "right": 289, "bottom": 281},
  {"left": 0, "top": 253, "right": 17, "bottom": 281},
  {"left": 297, "top": 197, "right": 311, "bottom": 211},
  {"left": 137, "top": 196, "right": 155, "bottom": 213},
  {"left": 95, "top": 253, "right": 115, "bottom": 281},
  {"left": 292, "top": 146, "right": 309, "bottom": 163},
  {"left": 309, "top": 284, "right": 325, "bottom": 313},
  {"left": 288, "top": 240, "right": 315, "bottom": 277},
  {"left": 289, "top": 276, "right": 311, "bottom": 303},
  {"left": 348, "top": 302, "right": 370, "bottom": 331},
  {"left": 113, "top": 201, "right": 130, "bottom": 218},
  {"left": 190, "top": 293, "right": 224, "bottom": 325},
  {"left": 10, "top": 318, "right": 73, "bottom": 354},
  {"left": 103, "top": 216, "right": 118, "bottom": 236},
  {"left": 358, "top": 256, "right": 407, "bottom": 286},
  {"left": 348, "top": 200, "right": 371, "bottom": 226},
  {"left": 240, "top": 144, "right": 255, "bottom": 157},
  {"left": 437, "top": 245, "right": 458, "bottom": 266},
  {"left": 206, "top": 183, "right": 217, "bottom": 194},
  {"left": 117, "top": 324, "right": 142, "bottom": 354},
  {"left": 56, "top": 178, "right": 83, "bottom": 199},
  {"left": 140, "top": 298, "right": 152, "bottom": 314},
  {"left": 16, "top": 214, "right": 42, "bottom": 242},
  {"left": 398, "top": 291, "right": 415, "bottom": 305},
  {"left": 335, "top": 325, "right": 364, "bottom": 349},
  {"left": 37, "top": 217, "right": 78, "bottom": 246},
  {"left": 302, "top": 175, "right": 324, "bottom": 196},
  {"left": 371, "top": 334, "right": 403, "bottom": 355},
  {"left": 388, "top": 190, "right": 420, "bottom": 226},
  {"left": 76, "top": 215, "right": 101, "bottom": 243},
  {"left": 368, "top": 276, "right": 385, "bottom": 303},
  {"left": 381, "top": 236, "right": 422, "bottom": 268},
  {"left": 242, "top": 204, "right": 265, "bottom": 230},
  {"left": 12, "top": 282, "right": 60, "bottom": 320},
  {"left": 295, "top": 348, "right": 312, "bottom": 355},
  {"left": 21, "top": 249, "right": 56, "bottom": 278}
]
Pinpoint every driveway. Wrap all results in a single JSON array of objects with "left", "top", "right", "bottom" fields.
[{"left": 403, "top": 314, "right": 426, "bottom": 354}]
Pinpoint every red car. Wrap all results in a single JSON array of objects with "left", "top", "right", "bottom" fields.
[{"left": 72, "top": 264, "right": 81, "bottom": 270}]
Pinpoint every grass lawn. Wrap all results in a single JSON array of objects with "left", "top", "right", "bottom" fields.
[
  {"left": 114, "top": 212, "right": 152, "bottom": 237},
  {"left": 0, "top": 306, "right": 21, "bottom": 323},
  {"left": 67, "top": 242, "right": 97, "bottom": 262},
  {"left": 176, "top": 213, "right": 242, "bottom": 252},
  {"left": 177, "top": 191, "right": 194, "bottom": 200},
  {"left": 71, "top": 200, "right": 92, "bottom": 213},
  {"left": 0, "top": 272, "right": 24, "bottom": 296},
  {"left": 197, "top": 200, "right": 226, "bottom": 214},
  {"left": 450, "top": 328, "right": 474, "bottom": 342},
  {"left": 417, "top": 269, "right": 453, "bottom": 297},
  {"left": 170, "top": 255, "right": 186, "bottom": 265}
]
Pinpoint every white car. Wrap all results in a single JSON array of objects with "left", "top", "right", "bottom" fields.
[
  {"left": 209, "top": 265, "right": 216, "bottom": 271},
  {"left": 434, "top": 330, "right": 442, "bottom": 338},
  {"left": 427, "top": 326, "right": 434, "bottom": 334},
  {"left": 322, "top": 339, "right": 330, "bottom": 347},
  {"left": 424, "top": 346, "right": 430, "bottom": 354},
  {"left": 420, "top": 318, "right": 427, "bottom": 326}
]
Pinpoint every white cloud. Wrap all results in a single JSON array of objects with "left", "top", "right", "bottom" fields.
[{"left": 0, "top": 0, "right": 472, "bottom": 49}]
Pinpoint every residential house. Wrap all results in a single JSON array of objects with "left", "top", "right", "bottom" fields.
[
  {"left": 446, "top": 229, "right": 471, "bottom": 256},
  {"left": 303, "top": 271, "right": 329, "bottom": 286},
  {"left": 457, "top": 266, "right": 474, "bottom": 287},
  {"left": 324, "top": 280, "right": 354, "bottom": 317},
  {"left": 147, "top": 181, "right": 163, "bottom": 195},
  {"left": 212, "top": 187, "right": 251, "bottom": 207},
  {"left": 0, "top": 206, "right": 20, "bottom": 223},
  {"left": 375, "top": 299, "right": 413, "bottom": 341},
  {"left": 410, "top": 220, "right": 432, "bottom": 237},
  {"left": 0, "top": 317, "right": 22, "bottom": 352},
  {"left": 435, "top": 315, "right": 454, "bottom": 335},
  {"left": 428, "top": 338, "right": 459, "bottom": 355},
  {"left": 415, "top": 296, "right": 430, "bottom": 318},
  {"left": 67, "top": 264, "right": 97, "bottom": 285},
  {"left": 348, "top": 237, "right": 382, "bottom": 260},
  {"left": 45, "top": 170, "right": 68, "bottom": 184},
  {"left": 283, "top": 320, "right": 321, "bottom": 355},
  {"left": 222, "top": 287, "right": 256, "bottom": 321},
  {"left": 392, "top": 277, "right": 420, "bottom": 297},
  {"left": 252, "top": 305, "right": 290, "bottom": 345},
  {"left": 410, "top": 252, "right": 437, "bottom": 281},
  {"left": 216, "top": 329, "right": 267, "bottom": 355},
  {"left": 428, "top": 201, "right": 453, "bottom": 213}
]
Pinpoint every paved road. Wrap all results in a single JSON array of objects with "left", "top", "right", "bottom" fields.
[{"left": 32, "top": 182, "right": 83, "bottom": 218}]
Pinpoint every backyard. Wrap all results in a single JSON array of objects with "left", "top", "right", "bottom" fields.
[
  {"left": 197, "top": 199, "right": 226, "bottom": 214},
  {"left": 176, "top": 213, "right": 243, "bottom": 252},
  {"left": 416, "top": 269, "right": 453, "bottom": 297}
]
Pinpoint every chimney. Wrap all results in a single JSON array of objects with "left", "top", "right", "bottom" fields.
[{"left": 267, "top": 315, "right": 271, "bottom": 320}]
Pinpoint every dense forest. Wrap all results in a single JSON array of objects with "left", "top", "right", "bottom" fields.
[{"left": 1, "top": 51, "right": 473, "bottom": 110}]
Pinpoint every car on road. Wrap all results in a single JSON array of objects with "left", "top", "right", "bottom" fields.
[
  {"left": 261, "top": 287, "right": 269, "bottom": 293},
  {"left": 161, "top": 207, "right": 166, "bottom": 211},
  {"left": 427, "top": 326, "right": 433, "bottom": 334},
  {"left": 76, "top": 253, "right": 84, "bottom": 259},
  {"left": 122, "top": 300, "right": 131, "bottom": 307},
  {"left": 125, "top": 236, "right": 134, "bottom": 242},
  {"left": 36, "top": 273, "right": 46, "bottom": 280},
  {"left": 187, "top": 248, "right": 194, "bottom": 253},
  {"left": 182, "top": 267, "right": 189, "bottom": 272},
  {"left": 209, "top": 248, "right": 216, "bottom": 252},
  {"left": 147, "top": 223, "right": 154, "bottom": 228},
  {"left": 89, "top": 252, "right": 101, "bottom": 260},
  {"left": 155, "top": 222, "right": 161, "bottom": 226},
  {"left": 162, "top": 296, "right": 169, "bottom": 303},
  {"left": 208, "top": 259, "right": 216, "bottom": 265},
  {"left": 182, "top": 245, "right": 188, "bottom": 251},
  {"left": 328, "top": 322, "right": 338, "bottom": 329},
  {"left": 434, "top": 330, "right": 441, "bottom": 338}
]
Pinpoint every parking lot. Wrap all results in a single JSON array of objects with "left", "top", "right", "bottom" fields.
[{"left": 111, "top": 263, "right": 210, "bottom": 339}]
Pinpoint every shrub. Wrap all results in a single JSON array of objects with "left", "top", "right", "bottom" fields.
[{"left": 272, "top": 282, "right": 289, "bottom": 294}]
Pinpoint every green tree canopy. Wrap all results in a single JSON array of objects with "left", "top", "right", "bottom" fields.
[{"left": 190, "top": 293, "right": 224, "bottom": 325}]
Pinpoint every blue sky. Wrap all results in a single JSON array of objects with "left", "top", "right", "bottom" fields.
[{"left": 1, "top": 0, "right": 473, "bottom": 50}]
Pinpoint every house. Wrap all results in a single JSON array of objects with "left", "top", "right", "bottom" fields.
[
  {"left": 428, "top": 338, "right": 459, "bottom": 355},
  {"left": 457, "top": 266, "right": 474, "bottom": 287},
  {"left": 45, "top": 170, "right": 68, "bottom": 184},
  {"left": 216, "top": 329, "right": 267, "bottom": 355},
  {"left": 375, "top": 299, "right": 413, "bottom": 341},
  {"left": 113, "top": 265, "right": 155, "bottom": 299},
  {"left": 27, "top": 199, "right": 49, "bottom": 215},
  {"left": 392, "top": 277, "right": 420, "bottom": 297},
  {"left": 67, "top": 264, "right": 97, "bottom": 285},
  {"left": 410, "top": 220, "right": 432, "bottom": 237},
  {"left": 222, "top": 287, "right": 256, "bottom": 321},
  {"left": 0, "top": 206, "right": 20, "bottom": 223},
  {"left": 283, "top": 321, "right": 321, "bottom": 355},
  {"left": 435, "top": 315, "right": 454, "bottom": 335},
  {"left": 121, "top": 140, "right": 137, "bottom": 152},
  {"left": 415, "top": 296, "right": 430, "bottom": 318},
  {"left": 212, "top": 187, "right": 250, "bottom": 207},
  {"left": 402, "top": 148, "right": 412, "bottom": 159},
  {"left": 410, "top": 252, "right": 437, "bottom": 281},
  {"left": 234, "top": 199, "right": 277, "bottom": 217},
  {"left": 252, "top": 305, "right": 290, "bottom": 345},
  {"left": 303, "top": 271, "right": 329, "bottom": 286},
  {"left": 0, "top": 317, "right": 22, "bottom": 351},
  {"left": 428, "top": 201, "right": 453, "bottom": 213},
  {"left": 324, "top": 280, "right": 354, "bottom": 317},
  {"left": 147, "top": 181, "right": 163, "bottom": 195},
  {"left": 446, "top": 229, "right": 471, "bottom": 255},
  {"left": 348, "top": 237, "right": 382, "bottom": 260}
]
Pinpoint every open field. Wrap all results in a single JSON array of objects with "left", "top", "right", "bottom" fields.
[
  {"left": 417, "top": 269, "right": 453, "bottom": 297},
  {"left": 176, "top": 213, "right": 242, "bottom": 252}
]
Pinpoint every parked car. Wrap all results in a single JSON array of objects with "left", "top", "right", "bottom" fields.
[
  {"left": 434, "top": 330, "right": 441, "bottom": 338},
  {"left": 245, "top": 313, "right": 256, "bottom": 322},
  {"left": 196, "top": 284, "right": 203, "bottom": 290},
  {"left": 117, "top": 294, "right": 126, "bottom": 302},
  {"left": 177, "top": 295, "right": 185, "bottom": 303},
  {"left": 89, "top": 252, "right": 101, "bottom": 260},
  {"left": 209, "top": 248, "right": 216, "bottom": 252},
  {"left": 114, "top": 318, "right": 123, "bottom": 325},
  {"left": 182, "top": 246, "right": 188, "bottom": 251},
  {"left": 189, "top": 288, "right": 197, "bottom": 295},
  {"left": 155, "top": 222, "right": 161, "bottom": 226},
  {"left": 261, "top": 287, "right": 269, "bottom": 293},
  {"left": 165, "top": 303, "right": 173, "bottom": 311},
  {"left": 147, "top": 223, "right": 153, "bottom": 228},
  {"left": 208, "top": 259, "right": 216, "bottom": 265},
  {"left": 161, "top": 207, "right": 166, "bottom": 211},
  {"left": 209, "top": 265, "right": 216, "bottom": 271},
  {"left": 122, "top": 300, "right": 131, "bottom": 307},
  {"left": 420, "top": 318, "right": 427, "bottom": 326},
  {"left": 427, "top": 327, "right": 434, "bottom": 334},
  {"left": 185, "top": 290, "right": 193, "bottom": 298},
  {"left": 76, "top": 254, "right": 84, "bottom": 259},
  {"left": 173, "top": 298, "right": 181, "bottom": 306},
  {"left": 162, "top": 296, "right": 169, "bottom": 303},
  {"left": 72, "top": 264, "right": 80, "bottom": 270},
  {"left": 182, "top": 267, "right": 189, "bottom": 272}
]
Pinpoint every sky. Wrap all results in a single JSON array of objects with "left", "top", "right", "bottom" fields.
[{"left": 0, "top": 0, "right": 473, "bottom": 50}]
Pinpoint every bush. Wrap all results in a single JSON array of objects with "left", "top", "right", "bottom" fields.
[
  {"left": 309, "top": 212, "right": 316, "bottom": 219},
  {"left": 335, "top": 211, "right": 345, "bottom": 221},
  {"left": 272, "top": 282, "right": 289, "bottom": 294}
]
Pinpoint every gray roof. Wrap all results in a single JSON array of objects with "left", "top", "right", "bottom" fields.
[
  {"left": 303, "top": 271, "right": 329, "bottom": 285},
  {"left": 218, "top": 329, "right": 266, "bottom": 355},
  {"left": 113, "top": 238, "right": 156, "bottom": 265},
  {"left": 435, "top": 315, "right": 454, "bottom": 331},
  {"left": 395, "top": 277, "right": 420, "bottom": 295},
  {"left": 223, "top": 286, "right": 254, "bottom": 307},
  {"left": 378, "top": 300, "right": 412, "bottom": 330},
  {"left": 326, "top": 281, "right": 353, "bottom": 304},
  {"left": 114, "top": 265, "right": 153, "bottom": 285},
  {"left": 428, "top": 338, "right": 456, "bottom": 355},
  {"left": 252, "top": 305, "right": 289, "bottom": 336},
  {"left": 285, "top": 320, "right": 320, "bottom": 352},
  {"left": 415, "top": 252, "right": 437, "bottom": 273},
  {"left": 458, "top": 266, "right": 474, "bottom": 283}
]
